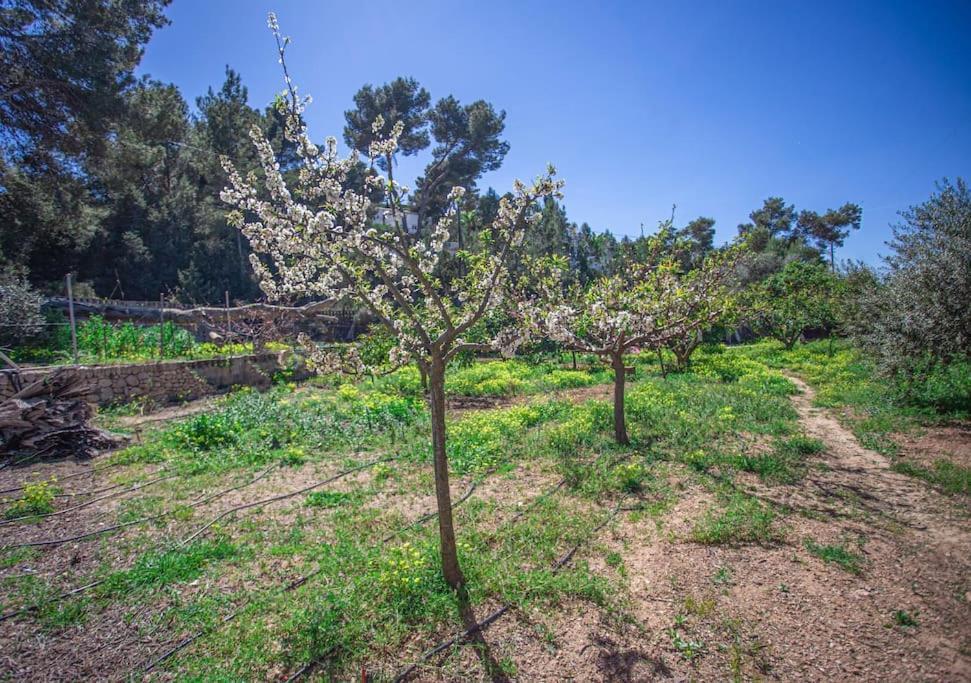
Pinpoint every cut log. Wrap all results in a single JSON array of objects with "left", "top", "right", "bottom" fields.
[{"left": 0, "top": 370, "right": 126, "bottom": 461}]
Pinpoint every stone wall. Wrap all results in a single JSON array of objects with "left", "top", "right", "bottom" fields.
[{"left": 0, "top": 352, "right": 307, "bottom": 406}]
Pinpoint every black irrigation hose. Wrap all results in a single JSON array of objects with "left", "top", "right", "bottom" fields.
[
  {"left": 176, "top": 455, "right": 399, "bottom": 548},
  {"left": 391, "top": 498, "right": 628, "bottom": 683},
  {"left": 0, "top": 464, "right": 284, "bottom": 623},
  {"left": 2, "top": 464, "right": 281, "bottom": 551},
  {"left": 0, "top": 473, "right": 177, "bottom": 526},
  {"left": 140, "top": 467, "right": 478, "bottom": 676},
  {"left": 54, "top": 480, "right": 125, "bottom": 498},
  {"left": 143, "top": 420, "right": 628, "bottom": 675},
  {"left": 0, "top": 459, "right": 125, "bottom": 495},
  {"left": 282, "top": 450, "right": 635, "bottom": 682}
]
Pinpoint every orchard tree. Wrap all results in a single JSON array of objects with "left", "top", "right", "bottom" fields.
[
  {"left": 517, "top": 235, "right": 742, "bottom": 444},
  {"left": 751, "top": 260, "right": 840, "bottom": 349},
  {"left": 220, "top": 14, "right": 561, "bottom": 590}
]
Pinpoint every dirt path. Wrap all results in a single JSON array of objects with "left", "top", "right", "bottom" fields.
[
  {"left": 485, "top": 374, "right": 971, "bottom": 682},
  {"left": 784, "top": 373, "right": 968, "bottom": 541}
]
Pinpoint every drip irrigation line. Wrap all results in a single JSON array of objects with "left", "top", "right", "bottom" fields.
[
  {"left": 140, "top": 468, "right": 477, "bottom": 676},
  {"left": 0, "top": 466, "right": 284, "bottom": 623},
  {"left": 1, "top": 462, "right": 280, "bottom": 551},
  {"left": 0, "top": 464, "right": 284, "bottom": 623},
  {"left": 283, "top": 452, "right": 636, "bottom": 682},
  {"left": 141, "top": 447, "right": 632, "bottom": 676},
  {"left": 175, "top": 455, "right": 398, "bottom": 548},
  {"left": 0, "top": 460, "right": 125, "bottom": 495},
  {"left": 54, "top": 480, "right": 125, "bottom": 498},
  {"left": 392, "top": 497, "right": 627, "bottom": 683},
  {"left": 0, "top": 473, "right": 177, "bottom": 526}
]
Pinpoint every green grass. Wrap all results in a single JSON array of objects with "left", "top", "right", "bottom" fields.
[
  {"left": 442, "top": 401, "right": 568, "bottom": 473},
  {"left": 98, "top": 539, "right": 238, "bottom": 597},
  {"left": 734, "top": 340, "right": 970, "bottom": 495},
  {"left": 804, "top": 538, "right": 865, "bottom": 574},
  {"left": 380, "top": 356, "right": 611, "bottom": 399},
  {"left": 691, "top": 493, "right": 783, "bottom": 545},
  {"left": 892, "top": 609, "right": 919, "bottom": 628},
  {"left": 305, "top": 491, "right": 360, "bottom": 508},
  {"left": 891, "top": 459, "right": 971, "bottom": 496},
  {"left": 16, "top": 340, "right": 933, "bottom": 677},
  {"left": 730, "top": 340, "right": 968, "bottom": 456},
  {"left": 112, "top": 383, "right": 425, "bottom": 475},
  {"left": 163, "top": 492, "right": 614, "bottom": 680}
]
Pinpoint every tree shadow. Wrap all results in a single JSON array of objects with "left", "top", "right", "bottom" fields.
[{"left": 456, "top": 588, "right": 510, "bottom": 683}]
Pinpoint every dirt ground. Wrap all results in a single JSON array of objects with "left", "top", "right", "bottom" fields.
[
  {"left": 433, "top": 375, "right": 971, "bottom": 682},
  {"left": 0, "top": 376, "right": 968, "bottom": 681}
]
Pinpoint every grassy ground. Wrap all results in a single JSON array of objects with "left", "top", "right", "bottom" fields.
[
  {"left": 729, "top": 340, "right": 971, "bottom": 495},
  {"left": 0, "top": 343, "right": 968, "bottom": 680}
]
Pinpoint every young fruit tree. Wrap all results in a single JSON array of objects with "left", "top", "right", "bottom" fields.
[
  {"left": 750, "top": 260, "right": 841, "bottom": 350},
  {"left": 219, "top": 14, "right": 562, "bottom": 589},
  {"left": 516, "top": 235, "right": 742, "bottom": 444}
]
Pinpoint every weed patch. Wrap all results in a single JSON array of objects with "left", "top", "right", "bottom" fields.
[
  {"left": 3, "top": 480, "right": 59, "bottom": 519},
  {"left": 691, "top": 494, "right": 782, "bottom": 545},
  {"left": 804, "top": 538, "right": 865, "bottom": 574}
]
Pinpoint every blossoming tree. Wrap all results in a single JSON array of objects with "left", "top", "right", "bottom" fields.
[
  {"left": 517, "top": 237, "right": 742, "bottom": 444},
  {"left": 220, "top": 14, "right": 562, "bottom": 589}
]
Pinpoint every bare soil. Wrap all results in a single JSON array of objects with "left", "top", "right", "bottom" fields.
[
  {"left": 435, "top": 374, "right": 971, "bottom": 682},
  {"left": 1, "top": 376, "right": 969, "bottom": 681}
]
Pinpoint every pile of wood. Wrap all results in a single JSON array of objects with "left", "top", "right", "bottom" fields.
[{"left": 0, "top": 370, "right": 126, "bottom": 461}]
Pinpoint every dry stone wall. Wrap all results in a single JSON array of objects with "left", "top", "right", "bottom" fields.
[{"left": 1, "top": 352, "right": 307, "bottom": 406}]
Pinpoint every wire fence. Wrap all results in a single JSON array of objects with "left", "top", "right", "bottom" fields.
[{"left": 2, "top": 277, "right": 360, "bottom": 370}]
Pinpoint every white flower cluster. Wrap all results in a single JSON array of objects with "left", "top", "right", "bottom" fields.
[
  {"left": 220, "top": 14, "right": 563, "bottom": 373},
  {"left": 514, "top": 245, "right": 740, "bottom": 359}
]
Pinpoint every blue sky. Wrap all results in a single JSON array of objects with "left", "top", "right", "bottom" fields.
[{"left": 139, "top": 0, "right": 971, "bottom": 265}]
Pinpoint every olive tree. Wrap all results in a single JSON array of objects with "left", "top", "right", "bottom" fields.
[
  {"left": 854, "top": 179, "right": 971, "bottom": 386},
  {"left": 0, "top": 268, "right": 45, "bottom": 350},
  {"left": 220, "top": 14, "right": 561, "bottom": 589},
  {"left": 516, "top": 236, "right": 741, "bottom": 444}
]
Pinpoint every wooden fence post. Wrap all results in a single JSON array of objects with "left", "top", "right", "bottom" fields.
[
  {"left": 159, "top": 294, "right": 165, "bottom": 359},
  {"left": 66, "top": 273, "right": 79, "bottom": 365}
]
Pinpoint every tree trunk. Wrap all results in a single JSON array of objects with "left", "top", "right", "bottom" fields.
[
  {"left": 611, "top": 352, "right": 629, "bottom": 445},
  {"left": 427, "top": 355, "right": 465, "bottom": 589},
  {"left": 419, "top": 363, "right": 429, "bottom": 394},
  {"left": 674, "top": 348, "right": 688, "bottom": 372}
]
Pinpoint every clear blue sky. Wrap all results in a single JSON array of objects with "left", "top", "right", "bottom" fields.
[{"left": 139, "top": 0, "right": 971, "bottom": 265}]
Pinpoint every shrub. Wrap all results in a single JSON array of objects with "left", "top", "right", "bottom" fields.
[
  {"left": 853, "top": 179, "right": 971, "bottom": 411},
  {"left": 447, "top": 361, "right": 530, "bottom": 397},
  {"left": 0, "top": 269, "right": 44, "bottom": 349}
]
